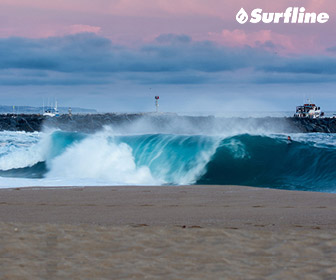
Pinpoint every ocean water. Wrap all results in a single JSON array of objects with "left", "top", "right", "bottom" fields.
[{"left": 0, "top": 121, "right": 336, "bottom": 193}]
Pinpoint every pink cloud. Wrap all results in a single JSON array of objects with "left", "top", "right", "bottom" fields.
[
  {"left": 0, "top": 0, "right": 334, "bottom": 17},
  {"left": 0, "top": 0, "right": 334, "bottom": 54},
  {"left": 207, "top": 29, "right": 329, "bottom": 54},
  {"left": 0, "top": 0, "right": 112, "bottom": 14},
  {"left": 208, "top": 29, "right": 293, "bottom": 51},
  {"left": 67, "top": 25, "right": 101, "bottom": 35}
]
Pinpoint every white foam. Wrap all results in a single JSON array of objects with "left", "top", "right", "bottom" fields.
[
  {"left": 46, "top": 133, "right": 161, "bottom": 185},
  {"left": 0, "top": 129, "right": 221, "bottom": 187},
  {"left": 0, "top": 131, "right": 47, "bottom": 171}
]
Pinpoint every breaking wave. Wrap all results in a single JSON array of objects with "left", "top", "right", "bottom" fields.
[{"left": 1, "top": 129, "right": 336, "bottom": 192}]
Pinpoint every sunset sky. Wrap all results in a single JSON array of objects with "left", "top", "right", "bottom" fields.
[{"left": 0, "top": 0, "right": 335, "bottom": 112}]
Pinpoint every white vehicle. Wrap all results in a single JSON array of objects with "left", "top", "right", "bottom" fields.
[{"left": 294, "top": 100, "right": 324, "bottom": 118}]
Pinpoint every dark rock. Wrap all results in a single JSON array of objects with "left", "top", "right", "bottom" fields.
[{"left": 1, "top": 114, "right": 336, "bottom": 133}]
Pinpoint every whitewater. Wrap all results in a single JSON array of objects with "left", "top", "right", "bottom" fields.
[{"left": 1, "top": 120, "right": 336, "bottom": 192}]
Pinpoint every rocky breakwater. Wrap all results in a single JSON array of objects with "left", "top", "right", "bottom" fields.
[
  {"left": 289, "top": 117, "right": 336, "bottom": 133},
  {"left": 1, "top": 113, "right": 336, "bottom": 133},
  {"left": 0, "top": 114, "right": 44, "bottom": 132}
]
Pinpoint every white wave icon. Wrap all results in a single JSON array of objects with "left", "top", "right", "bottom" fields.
[{"left": 236, "top": 8, "right": 248, "bottom": 24}]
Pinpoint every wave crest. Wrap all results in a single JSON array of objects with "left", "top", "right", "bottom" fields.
[{"left": 1, "top": 130, "right": 336, "bottom": 192}]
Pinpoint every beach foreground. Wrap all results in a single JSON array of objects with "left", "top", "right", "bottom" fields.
[{"left": 0, "top": 185, "right": 336, "bottom": 279}]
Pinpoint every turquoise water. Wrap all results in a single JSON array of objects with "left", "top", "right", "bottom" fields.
[{"left": 0, "top": 129, "right": 336, "bottom": 192}]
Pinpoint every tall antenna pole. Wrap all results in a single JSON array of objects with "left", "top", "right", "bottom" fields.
[{"left": 155, "top": 96, "right": 159, "bottom": 113}]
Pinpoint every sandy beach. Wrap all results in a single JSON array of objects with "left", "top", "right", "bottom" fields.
[{"left": 1, "top": 185, "right": 336, "bottom": 279}]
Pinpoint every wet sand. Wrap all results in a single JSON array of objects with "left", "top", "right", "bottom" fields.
[{"left": 0, "top": 185, "right": 336, "bottom": 279}]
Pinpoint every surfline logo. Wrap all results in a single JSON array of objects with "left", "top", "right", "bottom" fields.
[{"left": 236, "top": 7, "right": 329, "bottom": 24}]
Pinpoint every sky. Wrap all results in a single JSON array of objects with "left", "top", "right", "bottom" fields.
[{"left": 0, "top": 0, "right": 335, "bottom": 113}]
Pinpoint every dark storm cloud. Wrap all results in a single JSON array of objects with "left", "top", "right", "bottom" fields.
[
  {"left": 254, "top": 73, "right": 336, "bottom": 84},
  {"left": 259, "top": 57, "right": 336, "bottom": 75},
  {"left": 0, "top": 76, "right": 109, "bottom": 86},
  {"left": 0, "top": 33, "right": 269, "bottom": 73},
  {"left": 0, "top": 33, "right": 335, "bottom": 85}
]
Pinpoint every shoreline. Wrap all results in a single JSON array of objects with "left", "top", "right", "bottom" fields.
[
  {"left": 1, "top": 185, "right": 336, "bottom": 278},
  {"left": 1, "top": 184, "right": 336, "bottom": 231}
]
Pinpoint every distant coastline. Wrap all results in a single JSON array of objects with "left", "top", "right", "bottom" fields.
[{"left": 0, "top": 105, "right": 97, "bottom": 114}]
